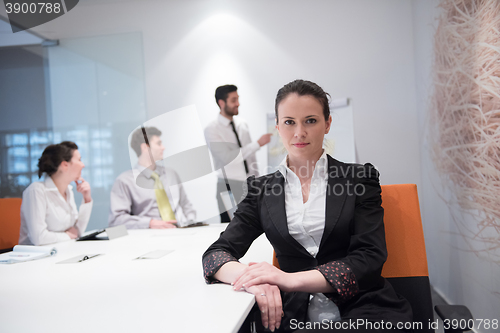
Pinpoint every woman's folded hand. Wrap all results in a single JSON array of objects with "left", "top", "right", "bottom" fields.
[
  {"left": 244, "top": 283, "right": 282, "bottom": 332},
  {"left": 233, "top": 261, "right": 295, "bottom": 292}
]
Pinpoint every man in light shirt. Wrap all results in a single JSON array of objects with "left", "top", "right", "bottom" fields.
[
  {"left": 204, "top": 84, "right": 271, "bottom": 222},
  {"left": 108, "top": 127, "right": 196, "bottom": 229}
]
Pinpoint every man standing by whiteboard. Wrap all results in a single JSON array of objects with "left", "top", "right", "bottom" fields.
[{"left": 204, "top": 84, "right": 272, "bottom": 222}]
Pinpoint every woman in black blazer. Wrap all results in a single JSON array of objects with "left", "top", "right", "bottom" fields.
[{"left": 203, "top": 80, "right": 412, "bottom": 332}]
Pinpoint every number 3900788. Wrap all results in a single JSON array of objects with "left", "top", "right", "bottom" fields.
[
  {"left": 5, "top": 3, "right": 61, "bottom": 14},
  {"left": 443, "top": 319, "right": 498, "bottom": 330}
]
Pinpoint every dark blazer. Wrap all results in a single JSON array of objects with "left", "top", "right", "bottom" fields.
[{"left": 203, "top": 155, "right": 412, "bottom": 330}]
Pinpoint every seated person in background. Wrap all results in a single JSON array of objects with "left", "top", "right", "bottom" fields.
[
  {"left": 202, "top": 80, "right": 412, "bottom": 332},
  {"left": 108, "top": 126, "right": 196, "bottom": 229},
  {"left": 19, "top": 141, "right": 93, "bottom": 246}
]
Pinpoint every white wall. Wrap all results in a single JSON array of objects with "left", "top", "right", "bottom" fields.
[
  {"left": 29, "top": 0, "right": 421, "bottom": 189},
  {"left": 412, "top": 1, "right": 500, "bottom": 331}
]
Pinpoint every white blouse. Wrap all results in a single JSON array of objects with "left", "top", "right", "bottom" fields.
[
  {"left": 278, "top": 151, "right": 341, "bottom": 321},
  {"left": 19, "top": 174, "right": 93, "bottom": 246},
  {"left": 278, "top": 151, "right": 328, "bottom": 257}
]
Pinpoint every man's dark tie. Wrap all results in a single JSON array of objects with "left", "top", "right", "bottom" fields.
[{"left": 230, "top": 121, "right": 249, "bottom": 174}]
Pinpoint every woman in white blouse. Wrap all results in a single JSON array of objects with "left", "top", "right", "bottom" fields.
[{"left": 19, "top": 141, "right": 93, "bottom": 246}]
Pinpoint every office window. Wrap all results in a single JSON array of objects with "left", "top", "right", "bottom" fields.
[
  {"left": 0, "top": 125, "right": 116, "bottom": 197},
  {"left": 0, "top": 131, "right": 33, "bottom": 197}
]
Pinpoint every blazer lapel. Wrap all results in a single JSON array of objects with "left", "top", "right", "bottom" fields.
[
  {"left": 320, "top": 156, "right": 349, "bottom": 248},
  {"left": 264, "top": 172, "right": 312, "bottom": 257}
]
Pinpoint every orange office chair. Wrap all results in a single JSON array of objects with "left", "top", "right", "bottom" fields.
[
  {"left": 0, "top": 198, "right": 22, "bottom": 253},
  {"left": 380, "top": 184, "right": 434, "bottom": 333},
  {"left": 272, "top": 184, "right": 472, "bottom": 333}
]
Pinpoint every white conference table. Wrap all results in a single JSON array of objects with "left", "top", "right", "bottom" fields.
[{"left": 0, "top": 224, "right": 273, "bottom": 333}]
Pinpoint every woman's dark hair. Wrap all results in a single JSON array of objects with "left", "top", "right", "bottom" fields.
[
  {"left": 37, "top": 141, "right": 78, "bottom": 178},
  {"left": 274, "top": 79, "right": 330, "bottom": 122}
]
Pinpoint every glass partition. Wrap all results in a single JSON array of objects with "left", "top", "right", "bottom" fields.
[{"left": 0, "top": 32, "right": 147, "bottom": 231}]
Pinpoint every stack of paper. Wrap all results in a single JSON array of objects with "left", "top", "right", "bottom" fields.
[{"left": 0, "top": 245, "right": 57, "bottom": 264}]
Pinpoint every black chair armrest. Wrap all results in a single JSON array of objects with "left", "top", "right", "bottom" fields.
[{"left": 435, "top": 305, "right": 473, "bottom": 333}]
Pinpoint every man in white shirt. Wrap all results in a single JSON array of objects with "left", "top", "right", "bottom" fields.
[
  {"left": 108, "top": 127, "right": 196, "bottom": 229},
  {"left": 204, "top": 84, "right": 271, "bottom": 222}
]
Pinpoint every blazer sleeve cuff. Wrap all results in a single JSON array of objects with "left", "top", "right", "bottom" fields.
[
  {"left": 203, "top": 250, "right": 238, "bottom": 284},
  {"left": 316, "top": 260, "right": 360, "bottom": 304}
]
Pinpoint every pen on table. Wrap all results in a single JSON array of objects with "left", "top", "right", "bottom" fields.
[{"left": 78, "top": 254, "right": 100, "bottom": 262}]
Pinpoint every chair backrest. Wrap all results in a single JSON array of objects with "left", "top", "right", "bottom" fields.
[
  {"left": 380, "top": 184, "right": 434, "bottom": 333},
  {"left": 380, "top": 184, "right": 428, "bottom": 278},
  {"left": 0, "top": 198, "right": 22, "bottom": 251}
]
